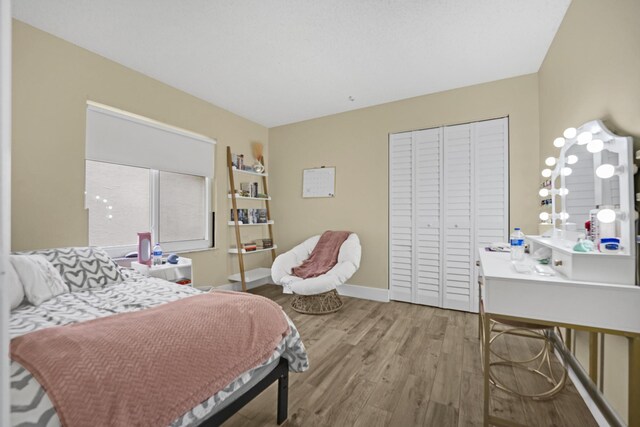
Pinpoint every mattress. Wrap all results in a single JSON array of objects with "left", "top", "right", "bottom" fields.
[{"left": 9, "top": 269, "right": 309, "bottom": 427}]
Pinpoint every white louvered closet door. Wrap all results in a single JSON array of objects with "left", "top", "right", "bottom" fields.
[
  {"left": 389, "top": 132, "right": 414, "bottom": 303},
  {"left": 473, "top": 118, "right": 509, "bottom": 312},
  {"left": 443, "top": 124, "right": 474, "bottom": 311},
  {"left": 389, "top": 118, "right": 508, "bottom": 312},
  {"left": 414, "top": 128, "right": 443, "bottom": 306}
]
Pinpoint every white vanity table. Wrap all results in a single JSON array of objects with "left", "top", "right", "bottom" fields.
[
  {"left": 479, "top": 248, "right": 640, "bottom": 427},
  {"left": 480, "top": 120, "right": 640, "bottom": 427}
]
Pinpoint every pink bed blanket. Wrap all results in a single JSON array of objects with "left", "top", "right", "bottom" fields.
[
  {"left": 292, "top": 230, "right": 351, "bottom": 279},
  {"left": 10, "top": 291, "right": 290, "bottom": 427}
]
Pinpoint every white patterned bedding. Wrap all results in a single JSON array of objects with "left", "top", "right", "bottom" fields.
[{"left": 10, "top": 269, "right": 309, "bottom": 427}]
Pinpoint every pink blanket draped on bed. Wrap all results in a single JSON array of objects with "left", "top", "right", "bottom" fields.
[
  {"left": 10, "top": 291, "right": 290, "bottom": 427},
  {"left": 292, "top": 230, "right": 351, "bottom": 279}
]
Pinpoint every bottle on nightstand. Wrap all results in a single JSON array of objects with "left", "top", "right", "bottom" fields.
[{"left": 152, "top": 243, "right": 163, "bottom": 266}]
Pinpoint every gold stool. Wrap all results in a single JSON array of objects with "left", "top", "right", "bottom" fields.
[{"left": 481, "top": 318, "right": 568, "bottom": 400}]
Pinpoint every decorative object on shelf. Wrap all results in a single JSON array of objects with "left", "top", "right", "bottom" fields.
[
  {"left": 251, "top": 141, "right": 265, "bottom": 173},
  {"left": 137, "top": 232, "right": 152, "bottom": 266}
]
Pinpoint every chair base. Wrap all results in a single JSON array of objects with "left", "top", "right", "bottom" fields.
[{"left": 290, "top": 290, "right": 343, "bottom": 315}]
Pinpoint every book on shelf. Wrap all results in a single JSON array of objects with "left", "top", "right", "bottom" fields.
[
  {"left": 239, "top": 182, "right": 260, "bottom": 198},
  {"left": 231, "top": 208, "right": 267, "bottom": 224},
  {"left": 255, "top": 238, "right": 273, "bottom": 249}
]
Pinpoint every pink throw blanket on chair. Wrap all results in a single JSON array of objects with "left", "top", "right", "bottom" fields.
[
  {"left": 292, "top": 230, "right": 351, "bottom": 279},
  {"left": 10, "top": 291, "right": 290, "bottom": 427}
]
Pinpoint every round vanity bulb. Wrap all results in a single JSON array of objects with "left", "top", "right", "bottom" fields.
[
  {"left": 597, "top": 208, "right": 616, "bottom": 224},
  {"left": 545, "top": 157, "right": 557, "bottom": 166},
  {"left": 539, "top": 212, "right": 550, "bottom": 221},
  {"left": 577, "top": 131, "right": 593, "bottom": 145},
  {"left": 563, "top": 127, "right": 577, "bottom": 139},
  {"left": 596, "top": 164, "right": 616, "bottom": 179},
  {"left": 561, "top": 167, "right": 573, "bottom": 176},
  {"left": 541, "top": 169, "right": 552, "bottom": 178},
  {"left": 587, "top": 139, "right": 604, "bottom": 153},
  {"left": 559, "top": 212, "right": 570, "bottom": 220},
  {"left": 558, "top": 188, "right": 569, "bottom": 196},
  {"left": 567, "top": 155, "right": 578, "bottom": 165},
  {"left": 553, "top": 137, "right": 566, "bottom": 148},
  {"left": 539, "top": 188, "right": 549, "bottom": 197}
]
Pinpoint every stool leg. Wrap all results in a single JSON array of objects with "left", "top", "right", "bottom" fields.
[{"left": 483, "top": 313, "right": 491, "bottom": 426}]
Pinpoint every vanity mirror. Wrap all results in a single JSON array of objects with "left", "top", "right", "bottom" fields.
[{"left": 532, "top": 120, "right": 636, "bottom": 285}]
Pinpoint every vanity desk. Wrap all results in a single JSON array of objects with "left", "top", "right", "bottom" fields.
[{"left": 478, "top": 248, "right": 640, "bottom": 427}]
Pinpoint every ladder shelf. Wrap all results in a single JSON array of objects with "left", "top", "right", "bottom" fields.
[{"left": 227, "top": 146, "right": 276, "bottom": 291}]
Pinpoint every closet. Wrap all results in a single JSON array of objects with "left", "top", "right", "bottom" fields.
[{"left": 389, "top": 117, "right": 508, "bottom": 312}]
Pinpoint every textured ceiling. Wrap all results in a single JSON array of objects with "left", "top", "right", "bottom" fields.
[{"left": 13, "top": 0, "right": 570, "bottom": 127}]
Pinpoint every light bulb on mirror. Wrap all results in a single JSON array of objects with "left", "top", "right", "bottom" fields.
[
  {"left": 541, "top": 169, "right": 552, "bottom": 178},
  {"left": 553, "top": 137, "right": 566, "bottom": 148},
  {"left": 559, "top": 212, "right": 570, "bottom": 221},
  {"left": 545, "top": 157, "right": 557, "bottom": 166},
  {"left": 563, "top": 127, "right": 577, "bottom": 139},
  {"left": 567, "top": 155, "right": 578, "bottom": 165},
  {"left": 539, "top": 188, "right": 549, "bottom": 197},
  {"left": 596, "top": 208, "right": 616, "bottom": 224},
  {"left": 539, "top": 212, "right": 550, "bottom": 221},
  {"left": 577, "top": 131, "right": 593, "bottom": 145},
  {"left": 596, "top": 164, "right": 617, "bottom": 179},
  {"left": 558, "top": 188, "right": 569, "bottom": 196},
  {"left": 561, "top": 167, "right": 572, "bottom": 176},
  {"left": 586, "top": 139, "right": 604, "bottom": 153}
]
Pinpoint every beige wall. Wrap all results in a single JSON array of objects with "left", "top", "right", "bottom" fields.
[
  {"left": 538, "top": 0, "right": 640, "bottom": 422},
  {"left": 269, "top": 74, "right": 540, "bottom": 289},
  {"left": 12, "top": 20, "right": 273, "bottom": 286}
]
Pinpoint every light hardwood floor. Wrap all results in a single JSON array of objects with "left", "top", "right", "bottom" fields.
[{"left": 224, "top": 285, "right": 597, "bottom": 427}]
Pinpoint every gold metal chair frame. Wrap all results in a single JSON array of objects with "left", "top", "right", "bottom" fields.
[
  {"left": 481, "top": 319, "right": 568, "bottom": 400},
  {"left": 290, "top": 289, "right": 343, "bottom": 315}
]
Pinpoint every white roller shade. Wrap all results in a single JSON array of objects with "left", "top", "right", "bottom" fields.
[{"left": 86, "top": 102, "right": 216, "bottom": 177}]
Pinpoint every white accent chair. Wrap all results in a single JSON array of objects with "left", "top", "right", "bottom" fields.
[{"left": 271, "top": 233, "right": 361, "bottom": 314}]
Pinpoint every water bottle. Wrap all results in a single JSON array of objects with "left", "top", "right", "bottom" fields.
[
  {"left": 152, "top": 243, "right": 163, "bottom": 266},
  {"left": 510, "top": 227, "right": 525, "bottom": 261}
]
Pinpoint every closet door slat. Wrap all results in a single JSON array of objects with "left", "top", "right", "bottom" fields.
[
  {"left": 414, "top": 128, "right": 443, "bottom": 306},
  {"left": 389, "top": 132, "right": 413, "bottom": 303},
  {"left": 443, "top": 123, "right": 473, "bottom": 311},
  {"left": 473, "top": 117, "right": 509, "bottom": 312}
]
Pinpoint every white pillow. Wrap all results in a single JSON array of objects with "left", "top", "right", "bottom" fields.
[
  {"left": 5, "top": 260, "right": 25, "bottom": 310},
  {"left": 10, "top": 255, "right": 69, "bottom": 306}
]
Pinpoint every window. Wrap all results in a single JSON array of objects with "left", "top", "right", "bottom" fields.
[
  {"left": 85, "top": 162, "right": 212, "bottom": 255},
  {"left": 85, "top": 102, "right": 215, "bottom": 256},
  {"left": 86, "top": 161, "right": 150, "bottom": 247},
  {"left": 159, "top": 171, "right": 207, "bottom": 243}
]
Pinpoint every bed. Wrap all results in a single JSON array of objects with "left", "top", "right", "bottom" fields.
[{"left": 9, "top": 249, "right": 308, "bottom": 427}]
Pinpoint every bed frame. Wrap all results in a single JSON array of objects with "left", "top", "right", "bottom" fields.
[{"left": 201, "top": 357, "right": 289, "bottom": 426}]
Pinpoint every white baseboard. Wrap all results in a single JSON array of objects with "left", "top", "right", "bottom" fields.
[
  {"left": 214, "top": 277, "right": 271, "bottom": 292},
  {"left": 212, "top": 281, "right": 390, "bottom": 303},
  {"left": 566, "top": 363, "right": 609, "bottom": 427},
  {"left": 337, "top": 283, "right": 390, "bottom": 302}
]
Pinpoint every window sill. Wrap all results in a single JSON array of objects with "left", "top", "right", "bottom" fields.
[{"left": 175, "top": 247, "right": 218, "bottom": 255}]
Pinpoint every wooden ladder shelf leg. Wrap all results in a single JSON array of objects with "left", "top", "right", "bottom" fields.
[{"left": 227, "top": 146, "right": 247, "bottom": 291}]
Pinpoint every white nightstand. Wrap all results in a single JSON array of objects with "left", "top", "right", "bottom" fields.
[{"left": 131, "top": 257, "right": 193, "bottom": 286}]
